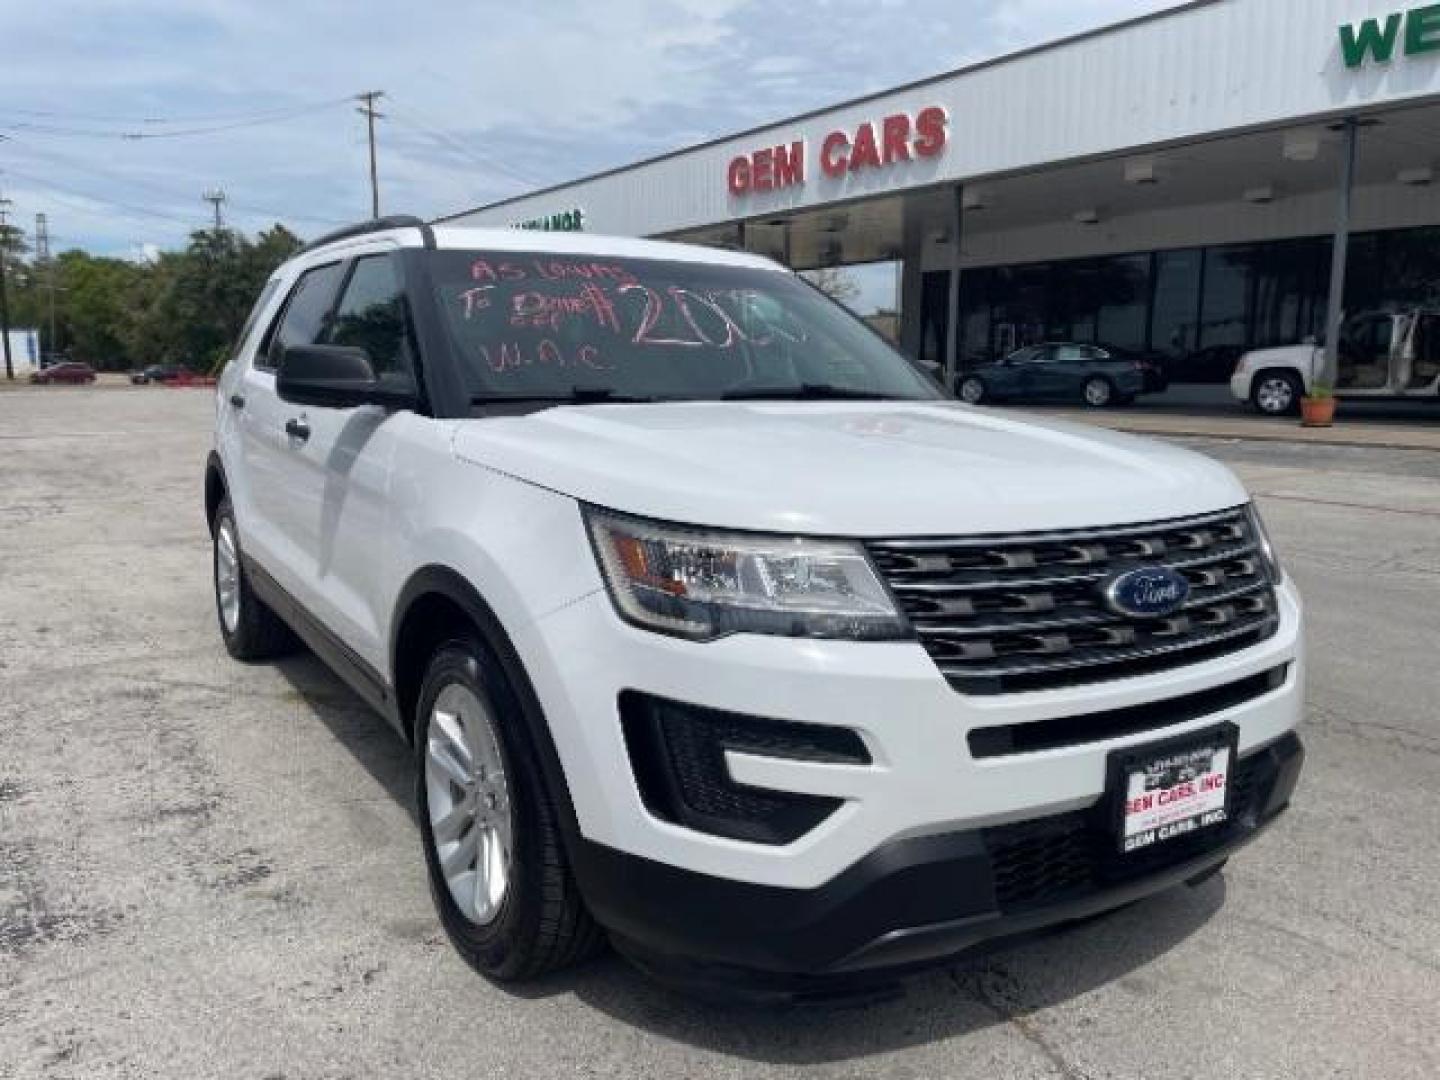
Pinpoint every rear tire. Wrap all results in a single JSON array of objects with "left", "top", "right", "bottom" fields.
[
  {"left": 1082, "top": 376, "right": 1115, "bottom": 407},
  {"left": 416, "top": 638, "right": 603, "bottom": 981},
  {"left": 958, "top": 375, "right": 988, "bottom": 404},
  {"left": 212, "top": 497, "right": 296, "bottom": 661}
]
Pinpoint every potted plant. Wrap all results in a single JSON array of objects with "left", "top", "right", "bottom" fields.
[{"left": 1300, "top": 381, "right": 1336, "bottom": 427}]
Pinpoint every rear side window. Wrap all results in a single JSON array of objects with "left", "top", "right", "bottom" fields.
[
  {"left": 327, "top": 255, "right": 413, "bottom": 379},
  {"left": 230, "top": 279, "right": 280, "bottom": 366},
  {"left": 258, "top": 262, "right": 346, "bottom": 371}
]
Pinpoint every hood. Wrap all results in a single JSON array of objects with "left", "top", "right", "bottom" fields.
[{"left": 451, "top": 401, "right": 1249, "bottom": 537}]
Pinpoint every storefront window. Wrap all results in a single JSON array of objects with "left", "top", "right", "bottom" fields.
[
  {"left": 919, "top": 270, "right": 949, "bottom": 368},
  {"left": 1250, "top": 237, "right": 1327, "bottom": 347},
  {"left": 1370, "top": 228, "right": 1440, "bottom": 308},
  {"left": 914, "top": 223, "right": 1434, "bottom": 385},
  {"left": 960, "top": 269, "right": 992, "bottom": 369},
  {"left": 1150, "top": 249, "right": 1202, "bottom": 357},
  {"left": 1093, "top": 255, "right": 1151, "bottom": 351},
  {"left": 1198, "top": 244, "right": 1254, "bottom": 349}
]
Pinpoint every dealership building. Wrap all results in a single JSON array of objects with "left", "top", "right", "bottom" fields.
[{"left": 442, "top": 0, "right": 1440, "bottom": 385}]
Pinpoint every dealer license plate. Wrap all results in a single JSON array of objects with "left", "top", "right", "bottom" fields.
[{"left": 1111, "top": 726, "right": 1236, "bottom": 855}]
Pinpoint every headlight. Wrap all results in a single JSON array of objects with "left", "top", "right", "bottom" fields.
[
  {"left": 584, "top": 507, "right": 908, "bottom": 641},
  {"left": 1245, "top": 502, "right": 1283, "bottom": 583}
]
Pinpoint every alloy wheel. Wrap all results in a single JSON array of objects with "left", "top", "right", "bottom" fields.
[
  {"left": 1255, "top": 376, "right": 1295, "bottom": 415},
  {"left": 425, "top": 683, "right": 513, "bottom": 926},
  {"left": 215, "top": 519, "right": 241, "bottom": 634}
]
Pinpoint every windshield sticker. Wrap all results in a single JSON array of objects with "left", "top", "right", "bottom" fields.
[{"left": 442, "top": 255, "right": 835, "bottom": 388}]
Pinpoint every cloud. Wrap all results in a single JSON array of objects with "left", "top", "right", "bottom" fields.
[{"left": 0, "top": 0, "right": 1180, "bottom": 254}]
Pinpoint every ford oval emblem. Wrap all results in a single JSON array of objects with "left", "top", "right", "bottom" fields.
[{"left": 1102, "top": 566, "right": 1191, "bottom": 619}]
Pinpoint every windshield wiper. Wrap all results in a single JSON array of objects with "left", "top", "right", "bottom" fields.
[
  {"left": 720, "top": 383, "right": 902, "bottom": 402},
  {"left": 470, "top": 387, "right": 659, "bottom": 406}
]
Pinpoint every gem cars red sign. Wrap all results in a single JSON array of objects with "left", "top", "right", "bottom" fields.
[{"left": 726, "top": 106, "right": 948, "bottom": 197}]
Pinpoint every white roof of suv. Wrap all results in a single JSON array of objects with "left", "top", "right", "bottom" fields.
[{"left": 301, "top": 215, "right": 784, "bottom": 273}]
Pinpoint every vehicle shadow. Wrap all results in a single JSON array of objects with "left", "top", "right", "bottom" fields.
[
  {"left": 267, "top": 648, "right": 1227, "bottom": 1065},
  {"left": 271, "top": 651, "right": 419, "bottom": 826},
  {"left": 510, "top": 876, "right": 1225, "bottom": 1065}
]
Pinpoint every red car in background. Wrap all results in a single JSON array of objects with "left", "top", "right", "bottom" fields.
[{"left": 30, "top": 362, "right": 97, "bottom": 385}]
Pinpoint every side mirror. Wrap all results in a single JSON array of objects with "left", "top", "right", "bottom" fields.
[{"left": 277, "top": 344, "right": 415, "bottom": 409}]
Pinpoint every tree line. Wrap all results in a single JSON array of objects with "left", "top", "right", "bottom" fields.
[{"left": 1, "top": 222, "right": 303, "bottom": 373}]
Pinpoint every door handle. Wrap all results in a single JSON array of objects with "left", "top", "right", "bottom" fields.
[
  {"left": 229, "top": 393, "right": 245, "bottom": 410},
  {"left": 284, "top": 417, "right": 311, "bottom": 442}
]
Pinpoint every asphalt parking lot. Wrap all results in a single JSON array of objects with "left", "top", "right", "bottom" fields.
[{"left": 1, "top": 386, "right": 1437, "bottom": 1079}]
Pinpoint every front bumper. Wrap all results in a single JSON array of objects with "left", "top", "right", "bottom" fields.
[
  {"left": 518, "top": 579, "right": 1303, "bottom": 891},
  {"left": 572, "top": 732, "right": 1303, "bottom": 992}
]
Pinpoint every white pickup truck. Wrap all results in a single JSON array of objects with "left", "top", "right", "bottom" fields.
[
  {"left": 1231, "top": 309, "right": 1440, "bottom": 414},
  {"left": 207, "top": 217, "right": 1305, "bottom": 999}
]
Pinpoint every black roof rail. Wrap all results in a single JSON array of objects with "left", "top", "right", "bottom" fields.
[{"left": 301, "top": 214, "right": 436, "bottom": 253}]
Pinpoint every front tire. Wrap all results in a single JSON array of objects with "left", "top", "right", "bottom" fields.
[
  {"left": 1251, "top": 371, "right": 1302, "bottom": 416},
  {"left": 416, "top": 639, "right": 602, "bottom": 981},
  {"left": 212, "top": 497, "right": 295, "bottom": 660}
]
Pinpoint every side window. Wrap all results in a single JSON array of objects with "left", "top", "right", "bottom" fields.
[
  {"left": 1007, "top": 347, "right": 1039, "bottom": 365},
  {"left": 230, "top": 279, "right": 280, "bottom": 366},
  {"left": 326, "top": 255, "right": 413, "bottom": 379},
  {"left": 1054, "top": 345, "right": 1085, "bottom": 363},
  {"left": 258, "top": 262, "right": 347, "bottom": 371}
]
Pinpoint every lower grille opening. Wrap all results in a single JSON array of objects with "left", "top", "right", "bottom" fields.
[
  {"left": 619, "top": 691, "right": 868, "bottom": 845},
  {"left": 968, "top": 665, "right": 1289, "bottom": 758},
  {"left": 984, "top": 744, "right": 1282, "bottom": 912}
]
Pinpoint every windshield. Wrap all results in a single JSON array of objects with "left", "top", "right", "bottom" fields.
[{"left": 426, "top": 250, "right": 941, "bottom": 407}]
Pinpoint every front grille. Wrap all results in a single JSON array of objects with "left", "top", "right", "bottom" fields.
[
  {"left": 867, "top": 506, "right": 1279, "bottom": 694},
  {"left": 985, "top": 745, "right": 1275, "bottom": 912}
]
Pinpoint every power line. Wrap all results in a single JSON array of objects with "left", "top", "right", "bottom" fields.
[
  {"left": 0, "top": 97, "right": 354, "bottom": 141},
  {"left": 0, "top": 97, "right": 355, "bottom": 126},
  {"left": 384, "top": 98, "right": 544, "bottom": 190},
  {"left": 1, "top": 135, "right": 350, "bottom": 229},
  {"left": 0, "top": 165, "right": 202, "bottom": 226}
]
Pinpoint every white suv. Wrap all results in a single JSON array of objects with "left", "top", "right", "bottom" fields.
[{"left": 207, "top": 217, "right": 1304, "bottom": 998}]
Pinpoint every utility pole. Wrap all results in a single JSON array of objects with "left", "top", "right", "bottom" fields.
[
  {"left": 35, "top": 213, "right": 55, "bottom": 358},
  {"left": 0, "top": 193, "right": 13, "bottom": 381},
  {"left": 356, "top": 91, "right": 385, "bottom": 219},
  {"left": 202, "top": 188, "right": 227, "bottom": 232}
]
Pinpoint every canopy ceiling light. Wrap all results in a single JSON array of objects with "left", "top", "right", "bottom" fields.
[
  {"left": 1243, "top": 185, "right": 1277, "bottom": 204},
  {"left": 961, "top": 189, "right": 989, "bottom": 211},
  {"left": 1072, "top": 208, "right": 1101, "bottom": 225},
  {"left": 1282, "top": 130, "right": 1323, "bottom": 162},
  {"left": 1124, "top": 159, "right": 1160, "bottom": 185},
  {"left": 1397, "top": 166, "right": 1435, "bottom": 186}
]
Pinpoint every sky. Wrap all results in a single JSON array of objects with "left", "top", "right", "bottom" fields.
[{"left": 0, "top": 0, "right": 1181, "bottom": 306}]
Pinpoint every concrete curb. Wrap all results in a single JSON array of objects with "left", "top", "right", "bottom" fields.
[{"left": 1035, "top": 410, "right": 1440, "bottom": 453}]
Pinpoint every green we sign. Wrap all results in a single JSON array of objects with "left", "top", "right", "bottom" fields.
[{"left": 1340, "top": 4, "right": 1440, "bottom": 67}]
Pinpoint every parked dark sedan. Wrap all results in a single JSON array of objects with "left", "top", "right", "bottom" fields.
[
  {"left": 1101, "top": 344, "right": 1169, "bottom": 392},
  {"left": 30, "top": 361, "right": 97, "bottom": 385},
  {"left": 130, "top": 364, "right": 189, "bottom": 385},
  {"left": 956, "top": 343, "right": 1146, "bottom": 407}
]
